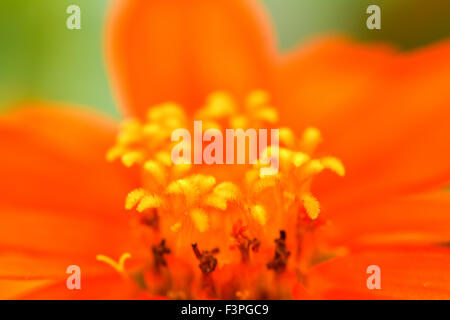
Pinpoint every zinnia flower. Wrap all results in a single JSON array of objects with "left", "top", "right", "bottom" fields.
[{"left": 1, "top": 0, "right": 450, "bottom": 299}]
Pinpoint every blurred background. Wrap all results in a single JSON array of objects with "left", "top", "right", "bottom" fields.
[{"left": 1, "top": 0, "right": 450, "bottom": 117}]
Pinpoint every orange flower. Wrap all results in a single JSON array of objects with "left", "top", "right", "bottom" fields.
[{"left": 1, "top": 0, "right": 450, "bottom": 299}]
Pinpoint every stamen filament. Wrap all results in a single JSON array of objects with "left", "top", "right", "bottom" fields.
[{"left": 96, "top": 253, "right": 131, "bottom": 275}]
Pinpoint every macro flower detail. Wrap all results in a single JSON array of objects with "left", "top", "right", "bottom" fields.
[
  {"left": 1, "top": 0, "right": 450, "bottom": 300},
  {"left": 100, "top": 91, "right": 345, "bottom": 298}
]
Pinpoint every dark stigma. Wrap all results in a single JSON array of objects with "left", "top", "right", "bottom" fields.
[
  {"left": 152, "top": 239, "right": 171, "bottom": 270},
  {"left": 192, "top": 243, "right": 219, "bottom": 275},
  {"left": 267, "top": 230, "right": 291, "bottom": 273},
  {"left": 140, "top": 208, "right": 160, "bottom": 230},
  {"left": 232, "top": 225, "right": 260, "bottom": 263}
]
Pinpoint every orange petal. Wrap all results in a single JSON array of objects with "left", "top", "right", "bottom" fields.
[
  {"left": 277, "top": 37, "right": 450, "bottom": 208},
  {"left": 323, "top": 191, "right": 450, "bottom": 247},
  {"left": 0, "top": 279, "right": 51, "bottom": 300},
  {"left": 106, "top": 0, "right": 277, "bottom": 118},
  {"left": 0, "top": 104, "right": 141, "bottom": 280},
  {"left": 17, "top": 274, "right": 140, "bottom": 299},
  {"left": 0, "top": 104, "right": 139, "bottom": 217},
  {"left": 276, "top": 36, "right": 394, "bottom": 135},
  {"left": 308, "top": 246, "right": 450, "bottom": 299}
]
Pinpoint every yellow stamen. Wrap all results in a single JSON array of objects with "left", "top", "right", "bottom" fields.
[
  {"left": 121, "top": 150, "right": 144, "bottom": 167},
  {"left": 155, "top": 151, "right": 173, "bottom": 167},
  {"left": 144, "top": 160, "right": 166, "bottom": 185},
  {"left": 106, "top": 145, "right": 125, "bottom": 162},
  {"left": 105, "top": 91, "right": 347, "bottom": 287},
  {"left": 96, "top": 253, "right": 131, "bottom": 274},
  {"left": 202, "top": 182, "right": 240, "bottom": 210},
  {"left": 279, "top": 127, "right": 296, "bottom": 148},
  {"left": 292, "top": 152, "right": 310, "bottom": 167},
  {"left": 166, "top": 178, "right": 192, "bottom": 196},
  {"left": 255, "top": 107, "right": 278, "bottom": 124},
  {"left": 190, "top": 208, "right": 209, "bottom": 232},
  {"left": 300, "top": 127, "right": 322, "bottom": 153},
  {"left": 125, "top": 188, "right": 147, "bottom": 210},
  {"left": 230, "top": 115, "right": 249, "bottom": 129},
  {"left": 301, "top": 159, "right": 325, "bottom": 177},
  {"left": 196, "top": 92, "right": 236, "bottom": 120},
  {"left": 246, "top": 90, "right": 269, "bottom": 108},
  {"left": 117, "top": 119, "right": 142, "bottom": 145},
  {"left": 147, "top": 102, "right": 185, "bottom": 122},
  {"left": 250, "top": 205, "right": 267, "bottom": 226},
  {"left": 253, "top": 174, "right": 277, "bottom": 192},
  {"left": 136, "top": 195, "right": 162, "bottom": 212},
  {"left": 302, "top": 194, "right": 320, "bottom": 220},
  {"left": 320, "top": 157, "right": 346, "bottom": 176}
]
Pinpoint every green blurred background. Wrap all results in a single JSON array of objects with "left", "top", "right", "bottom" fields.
[{"left": 1, "top": 0, "right": 450, "bottom": 117}]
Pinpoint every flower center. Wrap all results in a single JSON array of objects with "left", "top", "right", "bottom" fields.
[{"left": 101, "top": 90, "right": 344, "bottom": 299}]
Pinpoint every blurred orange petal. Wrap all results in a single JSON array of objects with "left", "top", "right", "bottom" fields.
[
  {"left": 106, "top": 0, "right": 277, "bottom": 118},
  {"left": 0, "top": 279, "right": 51, "bottom": 300},
  {"left": 324, "top": 191, "right": 450, "bottom": 247},
  {"left": 17, "top": 274, "right": 139, "bottom": 300},
  {"left": 0, "top": 105, "right": 142, "bottom": 288},
  {"left": 308, "top": 246, "right": 450, "bottom": 299},
  {"left": 0, "top": 104, "right": 139, "bottom": 217},
  {"left": 277, "top": 38, "right": 450, "bottom": 209}
]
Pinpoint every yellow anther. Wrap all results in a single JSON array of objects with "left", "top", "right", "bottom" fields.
[
  {"left": 190, "top": 208, "right": 209, "bottom": 232},
  {"left": 136, "top": 195, "right": 162, "bottom": 212},
  {"left": 253, "top": 174, "right": 277, "bottom": 192},
  {"left": 292, "top": 152, "right": 310, "bottom": 167},
  {"left": 300, "top": 127, "right": 322, "bottom": 153},
  {"left": 117, "top": 119, "right": 142, "bottom": 145},
  {"left": 212, "top": 182, "right": 239, "bottom": 199},
  {"left": 203, "top": 182, "right": 239, "bottom": 210},
  {"left": 167, "top": 175, "right": 216, "bottom": 198},
  {"left": 166, "top": 178, "right": 191, "bottom": 196},
  {"left": 276, "top": 147, "right": 293, "bottom": 169},
  {"left": 302, "top": 159, "right": 325, "bottom": 176},
  {"left": 147, "top": 102, "right": 184, "bottom": 122},
  {"left": 155, "top": 151, "right": 173, "bottom": 167},
  {"left": 106, "top": 145, "right": 125, "bottom": 162},
  {"left": 320, "top": 157, "right": 345, "bottom": 176},
  {"left": 279, "top": 127, "right": 296, "bottom": 148},
  {"left": 246, "top": 90, "right": 269, "bottom": 108},
  {"left": 250, "top": 205, "right": 267, "bottom": 226},
  {"left": 125, "top": 188, "right": 147, "bottom": 210},
  {"left": 190, "top": 175, "right": 217, "bottom": 195},
  {"left": 144, "top": 160, "right": 166, "bottom": 185},
  {"left": 255, "top": 107, "right": 278, "bottom": 124},
  {"left": 208, "top": 92, "right": 236, "bottom": 112},
  {"left": 302, "top": 194, "right": 320, "bottom": 220},
  {"left": 203, "top": 195, "right": 228, "bottom": 210},
  {"left": 230, "top": 115, "right": 249, "bottom": 129},
  {"left": 142, "top": 123, "right": 160, "bottom": 137},
  {"left": 96, "top": 253, "right": 131, "bottom": 275},
  {"left": 121, "top": 151, "right": 144, "bottom": 167},
  {"left": 197, "top": 92, "right": 236, "bottom": 120}
]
